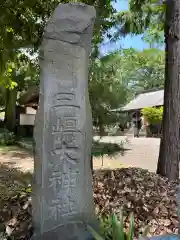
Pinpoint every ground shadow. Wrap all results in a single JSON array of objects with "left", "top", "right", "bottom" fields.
[
  {"left": 10, "top": 150, "right": 30, "bottom": 158},
  {"left": 0, "top": 145, "right": 31, "bottom": 158}
]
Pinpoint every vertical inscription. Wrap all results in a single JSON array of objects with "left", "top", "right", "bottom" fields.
[{"left": 47, "top": 88, "right": 82, "bottom": 220}]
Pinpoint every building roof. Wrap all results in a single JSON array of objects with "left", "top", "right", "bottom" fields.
[
  {"left": 115, "top": 89, "right": 164, "bottom": 112},
  {"left": 19, "top": 86, "right": 164, "bottom": 112}
]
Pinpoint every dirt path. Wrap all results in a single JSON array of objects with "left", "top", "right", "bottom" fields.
[{"left": 0, "top": 137, "right": 160, "bottom": 173}]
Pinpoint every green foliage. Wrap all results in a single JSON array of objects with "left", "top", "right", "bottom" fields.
[
  {"left": 0, "top": 128, "right": 16, "bottom": 145},
  {"left": 0, "top": 0, "right": 117, "bottom": 132},
  {"left": 0, "top": 0, "right": 116, "bottom": 72},
  {"left": 0, "top": 52, "right": 39, "bottom": 90},
  {"left": 88, "top": 211, "right": 149, "bottom": 240},
  {"left": 117, "top": 48, "right": 165, "bottom": 96},
  {"left": 21, "top": 185, "right": 32, "bottom": 194},
  {"left": 89, "top": 51, "right": 129, "bottom": 130},
  {"left": 142, "top": 29, "right": 164, "bottom": 48},
  {"left": 141, "top": 106, "right": 163, "bottom": 125},
  {"left": 0, "top": 52, "right": 39, "bottom": 132},
  {"left": 114, "top": 0, "right": 165, "bottom": 47}
]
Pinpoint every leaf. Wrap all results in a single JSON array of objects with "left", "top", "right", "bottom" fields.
[
  {"left": 112, "top": 212, "right": 124, "bottom": 240},
  {"left": 6, "top": 28, "right": 14, "bottom": 33},
  {"left": 127, "top": 212, "right": 134, "bottom": 240},
  {"left": 25, "top": 187, "right": 32, "bottom": 193},
  {"left": 163, "top": 219, "right": 171, "bottom": 227},
  {"left": 152, "top": 206, "right": 159, "bottom": 216},
  {"left": 7, "top": 68, "right": 12, "bottom": 73},
  {"left": 87, "top": 225, "right": 104, "bottom": 240}
]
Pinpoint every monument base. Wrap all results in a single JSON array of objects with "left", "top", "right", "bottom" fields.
[{"left": 31, "top": 222, "right": 95, "bottom": 240}]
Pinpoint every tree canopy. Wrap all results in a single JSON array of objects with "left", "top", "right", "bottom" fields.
[
  {"left": 0, "top": 0, "right": 118, "bottom": 132},
  {"left": 115, "top": 48, "right": 164, "bottom": 98},
  {"left": 89, "top": 51, "right": 129, "bottom": 131},
  {"left": 0, "top": 0, "right": 116, "bottom": 72},
  {"left": 114, "top": 0, "right": 165, "bottom": 35}
]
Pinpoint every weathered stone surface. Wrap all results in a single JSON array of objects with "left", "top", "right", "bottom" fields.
[{"left": 32, "top": 3, "right": 96, "bottom": 239}]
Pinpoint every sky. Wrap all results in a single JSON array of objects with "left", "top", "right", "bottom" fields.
[{"left": 101, "top": 0, "right": 150, "bottom": 54}]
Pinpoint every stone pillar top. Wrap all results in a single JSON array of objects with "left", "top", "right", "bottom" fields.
[{"left": 44, "top": 3, "right": 96, "bottom": 47}]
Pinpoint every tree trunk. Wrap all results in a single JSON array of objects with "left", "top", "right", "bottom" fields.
[
  {"left": 157, "top": 0, "right": 180, "bottom": 181},
  {"left": 4, "top": 88, "right": 17, "bottom": 132},
  {"left": 99, "top": 124, "right": 105, "bottom": 137},
  {"left": 98, "top": 116, "right": 105, "bottom": 137}
]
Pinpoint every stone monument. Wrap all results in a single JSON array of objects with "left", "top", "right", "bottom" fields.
[{"left": 32, "top": 3, "right": 96, "bottom": 239}]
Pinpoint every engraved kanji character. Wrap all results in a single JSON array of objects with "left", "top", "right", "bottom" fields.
[
  {"left": 61, "top": 199, "right": 69, "bottom": 214},
  {"left": 61, "top": 196, "right": 77, "bottom": 215},
  {"left": 48, "top": 205, "right": 58, "bottom": 221},
  {"left": 69, "top": 198, "right": 78, "bottom": 213},
  {"left": 53, "top": 93, "right": 75, "bottom": 105},
  {"left": 62, "top": 132, "right": 79, "bottom": 148},
  {"left": 70, "top": 170, "right": 79, "bottom": 187},
  {"left": 52, "top": 117, "right": 62, "bottom": 132},
  {"left": 52, "top": 115, "right": 78, "bottom": 132},
  {"left": 52, "top": 132, "right": 62, "bottom": 151},
  {"left": 64, "top": 151, "right": 79, "bottom": 165},
  {"left": 52, "top": 93, "right": 80, "bottom": 110},
  {"left": 48, "top": 172, "right": 62, "bottom": 192},
  {"left": 61, "top": 169, "right": 79, "bottom": 189},
  {"left": 63, "top": 117, "right": 77, "bottom": 131},
  {"left": 48, "top": 197, "right": 78, "bottom": 219},
  {"left": 61, "top": 173, "right": 69, "bottom": 188}
]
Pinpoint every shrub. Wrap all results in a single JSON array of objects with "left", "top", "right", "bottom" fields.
[
  {"left": 141, "top": 107, "right": 163, "bottom": 125},
  {"left": 0, "top": 128, "right": 16, "bottom": 145},
  {"left": 92, "top": 141, "right": 124, "bottom": 158},
  {"left": 92, "top": 140, "right": 125, "bottom": 166}
]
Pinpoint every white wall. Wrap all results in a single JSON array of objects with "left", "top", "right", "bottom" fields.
[{"left": 20, "top": 114, "right": 35, "bottom": 125}]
